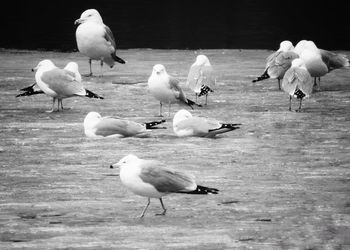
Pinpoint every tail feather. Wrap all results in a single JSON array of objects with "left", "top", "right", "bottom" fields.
[
  {"left": 111, "top": 53, "right": 126, "bottom": 64},
  {"left": 252, "top": 69, "right": 270, "bottom": 83},
  {"left": 186, "top": 99, "right": 202, "bottom": 109},
  {"left": 293, "top": 88, "right": 306, "bottom": 99},
  {"left": 85, "top": 89, "right": 104, "bottom": 99},
  {"left": 16, "top": 90, "right": 44, "bottom": 98},
  {"left": 20, "top": 83, "right": 36, "bottom": 92},
  {"left": 180, "top": 185, "right": 219, "bottom": 195},
  {"left": 198, "top": 85, "right": 214, "bottom": 97},
  {"left": 144, "top": 119, "right": 166, "bottom": 129},
  {"left": 209, "top": 123, "right": 241, "bottom": 133}
]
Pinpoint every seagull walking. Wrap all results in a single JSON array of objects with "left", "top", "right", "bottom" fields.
[{"left": 110, "top": 154, "right": 219, "bottom": 218}]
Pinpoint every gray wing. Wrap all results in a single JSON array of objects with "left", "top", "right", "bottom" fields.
[
  {"left": 187, "top": 65, "right": 215, "bottom": 93},
  {"left": 94, "top": 117, "right": 145, "bottom": 137},
  {"left": 282, "top": 67, "right": 312, "bottom": 96},
  {"left": 40, "top": 68, "right": 85, "bottom": 97},
  {"left": 104, "top": 25, "right": 116, "bottom": 50},
  {"left": 168, "top": 76, "right": 188, "bottom": 103},
  {"left": 176, "top": 117, "right": 220, "bottom": 136},
  {"left": 319, "top": 49, "right": 350, "bottom": 71},
  {"left": 268, "top": 51, "right": 299, "bottom": 79},
  {"left": 139, "top": 161, "right": 196, "bottom": 193}
]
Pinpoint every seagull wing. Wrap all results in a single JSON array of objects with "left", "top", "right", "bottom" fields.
[
  {"left": 94, "top": 117, "right": 145, "bottom": 137},
  {"left": 139, "top": 160, "right": 196, "bottom": 193},
  {"left": 40, "top": 68, "right": 85, "bottom": 97}
]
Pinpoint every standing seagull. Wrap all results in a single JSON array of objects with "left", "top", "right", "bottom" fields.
[
  {"left": 147, "top": 64, "right": 200, "bottom": 117},
  {"left": 17, "top": 62, "right": 81, "bottom": 99},
  {"left": 187, "top": 55, "right": 215, "bottom": 105},
  {"left": 75, "top": 9, "right": 125, "bottom": 77},
  {"left": 173, "top": 109, "right": 240, "bottom": 138},
  {"left": 84, "top": 111, "right": 166, "bottom": 138},
  {"left": 32, "top": 59, "right": 104, "bottom": 112},
  {"left": 253, "top": 40, "right": 299, "bottom": 90},
  {"left": 110, "top": 154, "right": 219, "bottom": 218},
  {"left": 282, "top": 58, "right": 313, "bottom": 112}
]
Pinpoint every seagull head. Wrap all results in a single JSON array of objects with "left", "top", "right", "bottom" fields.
[
  {"left": 278, "top": 40, "right": 294, "bottom": 52},
  {"left": 83, "top": 112, "right": 102, "bottom": 137},
  {"left": 293, "top": 40, "right": 309, "bottom": 55},
  {"left": 110, "top": 154, "right": 139, "bottom": 169},
  {"left": 64, "top": 62, "right": 79, "bottom": 73},
  {"left": 152, "top": 64, "right": 166, "bottom": 75},
  {"left": 74, "top": 9, "right": 103, "bottom": 25},
  {"left": 173, "top": 109, "right": 193, "bottom": 124},
  {"left": 291, "top": 58, "right": 307, "bottom": 70},
  {"left": 32, "top": 59, "right": 55, "bottom": 72},
  {"left": 195, "top": 55, "right": 211, "bottom": 66}
]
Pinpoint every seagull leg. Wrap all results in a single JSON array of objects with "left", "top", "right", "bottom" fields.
[
  {"left": 205, "top": 94, "right": 208, "bottom": 105},
  {"left": 155, "top": 198, "right": 167, "bottom": 216},
  {"left": 139, "top": 198, "right": 151, "bottom": 218},
  {"left": 278, "top": 79, "right": 281, "bottom": 90},
  {"left": 59, "top": 99, "right": 70, "bottom": 111},
  {"left": 46, "top": 97, "right": 57, "bottom": 113},
  {"left": 83, "top": 59, "right": 93, "bottom": 77},
  {"left": 100, "top": 60, "right": 104, "bottom": 77},
  {"left": 168, "top": 103, "right": 171, "bottom": 117},
  {"left": 195, "top": 93, "right": 198, "bottom": 103},
  {"left": 296, "top": 99, "right": 303, "bottom": 112},
  {"left": 288, "top": 95, "right": 292, "bottom": 111},
  {"left": 158, "top": 102, "right": 163, "bottom": 117}
]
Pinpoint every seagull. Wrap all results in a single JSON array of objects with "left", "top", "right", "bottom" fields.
[
  {"left": 281, "top": 58, "right": 313, "bottom": 112},
  {"left": 173, "top": 109, "right": 240, "bottom": 137},
  {"left": 110, "top": 154, "right": 219, "bottom": 218},
  {"left": 17, "top": 62, "right": 82, "bottom": 99},
  {"left": 187, "top": 55, "right": 215, "bottom": 105},
  {"left": 294, "top": 40, "right": 349, "bottom": 89},
  {"left": 32, "top": 59, "right": 104, "bottom": 112},
  {"left": 147, "top": 64, "right": 201, "bottom": 117},
  {"left": 75, "top": 9, "right": 125, "bottom": 77},
  {"left": 84, "top": 111, "right": 166, "bottom": 138},
  {"left": 252, "top": 40, "right": 299, "bottom": 90}
]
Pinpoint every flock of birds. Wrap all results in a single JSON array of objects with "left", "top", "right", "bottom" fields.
[{"left": 14, "top": 8, "right": 349, "bottom": 217}]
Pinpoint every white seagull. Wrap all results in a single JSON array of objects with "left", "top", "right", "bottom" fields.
[
  {"left": 75, "top": 9, "right": 125, "bottom": 76},
  {"left": 32, "top": 59, "right": 104, "bottom": 112},
  {"left": 187, "top": 54, "right": 216, "bottom": 105},
  {"left": 294, "top": 40, "right": 349, "bottom": 89},
  {"left": 282, "top": 58, "right": 313, "bottom": 112},
  {"left": 147, "top": 64, "right": 201, "bottom": 117},
  {"left": 110, "top": 154, "right": 219, "bottom": 218},
  {"left": 83, "top": 112, "right": 166, "bottom": 138},
  {"left": 16, "top": 61, "right": 80, "bottom": 99},
  {"left": 253, "top": 40, "right": 299, "bottom": 90},
  {"left": 173, "top": 109, "right": 240, "bottom": 138}
]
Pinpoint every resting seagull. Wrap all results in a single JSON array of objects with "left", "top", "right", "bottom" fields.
[
  {"left": 187, "top": 55, "right": 215, "bottom": 105},
  {"left": 84, "top": 111, "right": 166, "bottom": 138},
  {"left": 147, "top": 64, "right": 201, "bottom": 117},
  {"left": 173, "top": 109, "right": 240, "bottom": 137},
  {"left": 110, "top": 154, "right": 219, "bottom": 218},
  {"left": 75, "top": 9, "right": 125, "bottom": 76},
  {"left": 282, "top": 58, "right": 313, "bottom": 112},
  {"left": 32, "top": 60, "right": 104, "bottom": 112},
  {"left": 252, "top": 40, "right": 298, "bottom": 90}
]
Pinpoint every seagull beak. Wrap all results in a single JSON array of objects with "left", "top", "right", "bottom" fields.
[
  {"left": 74, "top": 19, "right": 81, "bottom": 25},
  {"left": 31, "top": 66, "right": 38, "bottom": 72},
  {"left": 110, "top": 163, "right": 120, "bottom": 169}
]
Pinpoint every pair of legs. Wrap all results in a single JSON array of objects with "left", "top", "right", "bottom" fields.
[
  {"left": 139, "top": 198, "right": 167, "bottom": 218},
  {"left": 289, "top": 95, "right": 303, "bottom": 112},
  {"left": 46, "top": 97, "right": 70, "bottom": 113},
  {"left": 84, "top": 59, "right": 105, "bottom": 77}
]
